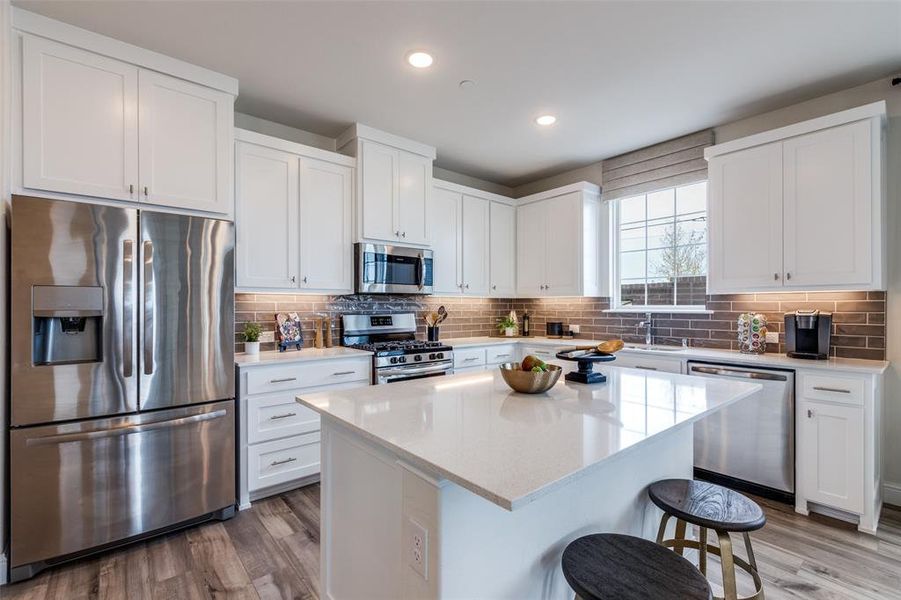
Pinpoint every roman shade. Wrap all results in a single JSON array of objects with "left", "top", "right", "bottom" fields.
[{"left": 601, "top": 129, "right": 714, "bottom": 201}]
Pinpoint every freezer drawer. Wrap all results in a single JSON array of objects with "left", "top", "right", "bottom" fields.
[{"left": 10, "top": 400, "right": 236, "bottom": 570}]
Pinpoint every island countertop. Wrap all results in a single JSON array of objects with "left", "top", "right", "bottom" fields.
[{"left": 297, "top": 367, "right": 761, "bottom": 510}]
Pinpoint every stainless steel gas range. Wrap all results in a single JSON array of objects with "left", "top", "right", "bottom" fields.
[{"left": 342, "top": 313, "right": 454, "bottom": 384}]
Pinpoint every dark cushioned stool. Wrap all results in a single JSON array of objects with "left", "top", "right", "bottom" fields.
[
  {"left": 561, "top": 533, "right": 713, "bottom": 600},
  {"left": 649, "top": 479, "right": 766, "bottom": 600}
]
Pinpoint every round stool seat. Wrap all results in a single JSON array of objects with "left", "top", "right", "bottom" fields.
[
  {"left": 562, "top": 533, "right": 712, "bottom": 600},
  {"left": 649, "top": 479, "right": 766, "bottom": 532}
]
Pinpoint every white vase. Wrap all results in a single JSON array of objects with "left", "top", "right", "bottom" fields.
[
  {"left": 504, "top": 328, "right": 515, "bottom": 337},
  {"left": 245, "top": 341, "right": 260, "bottom": 356}
]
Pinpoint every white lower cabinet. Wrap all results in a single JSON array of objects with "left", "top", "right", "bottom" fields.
[
  {"left": 238, "top": 356, "right": 371, "bottom": 507},
  {"left": 612, "top": 353, "right": 683, "bottom": 374}
]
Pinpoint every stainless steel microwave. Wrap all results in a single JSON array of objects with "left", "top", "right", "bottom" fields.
[{"left": 354, "top": 243, "right": 433, "bottom": 295}]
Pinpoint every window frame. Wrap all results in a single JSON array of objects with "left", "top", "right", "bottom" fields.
[{"left": 609, "top": 182, "right": 709, "bottom": 313}]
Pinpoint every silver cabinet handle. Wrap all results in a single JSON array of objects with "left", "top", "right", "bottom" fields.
[
  {"left": 123, "top": 239, "right": 134, "bottom": 378},
  {"left": 269, "top": 377, "right": 298, "bottom": 384},
  {"left": 291, "top": 275, "right": 296, "bottom": 283},
  {"left": 143, "top": 186, "right": 149, "bottom": 197},
  {"left": 303, "top": 276, "right": 308, "bottom": 284},
  {"left": 129, "top": 184, "right": 134, "bottom": 195},
  {"left": 774, "top": 273, "right": 780, "bottom": 280},
  {"left": 463, "top": 357, "right": 480, "bottom": 362},
  {"left": 270, "top": 457, "right": 297, "bottom": 467},
  {"left": 27, "top": 409, "right": 226, "bottom": 446},
  {"left": 533, "top": 351, "right": 550, "bottom": 356},
  {"left": 807, "top": 409, "right": 814, "bottom": 418},
  {"left": 635, "top": 366, "right": 658, "bottom": 371},
  {"left": 464, "top": 283, "right": 470, "bottom": 289},
  {"left": 492, "top": 285, "right": 497, "bottom": 290},
  {"left": 812, "top": 386, "right": 851, "bottom": 394},
  {"left": 495, "top": 353, "right": 511, "bottom": 357},
  {"left": 402, "top": 231, "right": 407, "bottom": 238},
  {"left": 269, "top": 412, "right": 297, "bottom": 420},
  {"left": 395, "top": 230, "right": 401, "bottom": 237},
  {"left": 332, "top": 370, "right": 355, "bottom": 376},
  {"left": 786, "top": 272, "right": 792, "bottom": 280},
  {"left": 142, "top": 240, "right": 154, "bottom": 375}
]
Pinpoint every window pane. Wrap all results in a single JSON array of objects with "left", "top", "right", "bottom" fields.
[
  {"left": 620, "top": 281, "right": 646, "bottom": 306},
  {"left": 677, "top": 182, "right": 707, "bottom": 215},
  {"left": 620, "top": 250, "right": 646, "bottom": 279},
  {"left": 620, "top": 223, "right": 646, "bottom": 252},
  {"left": 619, "top": 195, "right": 646, "bottom": 224},
  {"left": 647, "top": 188, "right": 674, "bottom": 220},
  {"left": 676, "top": 215, "right": 707, "bottom": 245},
  {"left": 647, "top": 247, "right": 673, "bottom": 280},
  {"left": 676, "top": 274, "right": 707, "bottom": 305},
  {"left": 646, "top": 223, "right": 671, "bottom": 250}
]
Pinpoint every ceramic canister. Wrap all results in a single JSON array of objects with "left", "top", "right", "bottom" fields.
[{"left": 737, "top": 313, "right": 767, "bottom": 354}]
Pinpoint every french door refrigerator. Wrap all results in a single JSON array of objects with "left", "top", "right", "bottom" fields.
[{"left": 8, "top": 195, "right": 236, "bottom": 582}]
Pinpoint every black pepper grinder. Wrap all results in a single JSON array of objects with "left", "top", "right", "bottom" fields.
[{"left": 522, "top": 312, "right": 530, "bottom": 337}]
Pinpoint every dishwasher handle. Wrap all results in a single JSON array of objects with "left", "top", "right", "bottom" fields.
[{"left": 689, "top": 364, "right": 789, "bottom": 382}]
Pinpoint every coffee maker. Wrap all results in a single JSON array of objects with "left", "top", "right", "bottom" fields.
[{"left": 784, "top": 310, "right": 832, "bottom": 359}]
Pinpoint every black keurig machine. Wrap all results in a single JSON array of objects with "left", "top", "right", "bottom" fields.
[{"left": 784, "top": 310, "right": 832, "bottom": 359}]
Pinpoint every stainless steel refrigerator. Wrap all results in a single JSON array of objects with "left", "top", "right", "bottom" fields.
[{"left": 8, "top": 195, "right": 236, "bottom": 582}]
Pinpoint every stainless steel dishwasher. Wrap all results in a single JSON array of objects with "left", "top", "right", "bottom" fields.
[{"left": 687, "top": 361, "right": 795, "bottom": 502}]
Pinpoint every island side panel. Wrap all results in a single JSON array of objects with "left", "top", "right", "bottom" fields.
[
  {"left": 438, "top": 425, "right": 693, "bottom": 599},
  {"left": 320, "top": 417, "right": 693, "bottom": 600}
]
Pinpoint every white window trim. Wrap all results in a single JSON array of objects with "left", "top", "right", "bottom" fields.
[{"left": 609, "top": 185, "right": 709, "bottom": 311}]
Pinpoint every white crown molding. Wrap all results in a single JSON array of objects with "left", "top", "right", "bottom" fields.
[
  {"left": 432, "top": 178, "right": 514, "bottom": 204},
  {"left": 235, "top": 128, "right": 355, "bottom": 167},
  {"left": 515, "top": 181, "right": 601, "bottom": 205},
  {"left": 336, "top": 123, "right": 436, "bottom": 159}
]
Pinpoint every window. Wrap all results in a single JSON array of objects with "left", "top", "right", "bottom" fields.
[{"left": 613, "top": 181, "right": 707, "bottom": 309}]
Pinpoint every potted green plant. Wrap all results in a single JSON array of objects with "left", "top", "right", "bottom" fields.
[
  {"left": 498, "top": 313, "right": 518, "bottom": 337},
  {"left": 243, "top": 322, "right": 262, "bottom": 356}
]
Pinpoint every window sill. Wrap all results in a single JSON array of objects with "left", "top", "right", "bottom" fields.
[{"left": 604, "top": 307, "right": 714, "bottom": 315}]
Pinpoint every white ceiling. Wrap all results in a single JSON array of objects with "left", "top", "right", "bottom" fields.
[{"left": 13, "top": 0, "right": 901, "bottom": 186}]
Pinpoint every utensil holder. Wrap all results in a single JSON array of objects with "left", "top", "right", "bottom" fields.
[{"left": 427, "top": 326, "right": 439, "bottom": 342}]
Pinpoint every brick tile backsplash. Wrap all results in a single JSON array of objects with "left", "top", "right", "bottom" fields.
[{"left": 234, "top": 290, "right": 886, "bottom": 360}]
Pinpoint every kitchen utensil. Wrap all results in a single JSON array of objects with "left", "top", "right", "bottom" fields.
[
  {"left": 436, "top": 305, "right": 448, "bottom": 324},
  {"left": 313, "top": 317, "right": 324, "bottom": 349},
  {"left": 498, "top": 363, "right": 562, "bottom": 394},
  {"left": 555, "top": 347, "right": 617, "bottom": 384},
  {"left": 597, "top": 339, "right": 625, "bottom": 354}
]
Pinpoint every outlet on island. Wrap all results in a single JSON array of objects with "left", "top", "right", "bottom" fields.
[{"left": 407, "top": 517, "right": 429, "bottom": 579}]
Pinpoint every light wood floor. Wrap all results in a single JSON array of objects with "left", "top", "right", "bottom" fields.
[{"left": 2, "top": 485, "right": 900, "bottom": 599}]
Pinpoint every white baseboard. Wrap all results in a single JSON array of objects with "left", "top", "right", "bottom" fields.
[{"left": 884, "top": 481, "right": 901, "bottom": 507}]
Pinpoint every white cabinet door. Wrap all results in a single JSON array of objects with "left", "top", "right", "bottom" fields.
[
  {"left": 799, "top": 399, "right": 864, "bottom": 514},
  {"left": 462, "top": 194, "right": 490, "bottom": 295},
  {"left": 517, "top": 201, "right": 547, "bottom": 296},
  {"left": 299, "top": 157, "right": 353, "bottom": 292},
  {"left": 490, "top": 202, "right": 516, "bottom": 296},
  {"left": 431, "top": 187, "right": 462, "bottom": 294},
  {"left": 707, "top": 142, "right": 783, "bottom": 293},
  {"left": 544, "top": 193, "right": 582, "bottom": 295},
  {"left": 359, "top": 140, "right": 397, "bottom": 242},
  {"left": 235, "top": 142, "right": 298, "bottom": 289},
  {"left": 138, "top": 70, "right": 232, "bottom": 214},
  {"left": 397, "top": 151, "right": 431, "bottom": 244},
  {"left": 22, "top": 35, "right": 138, "bottom": 201},
  {"left": 783, "top": 121, "right": 873, "bottom": 288}
]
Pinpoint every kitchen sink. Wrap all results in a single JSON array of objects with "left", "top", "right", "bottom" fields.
[{"left": 624, "top": 344, "right": 684, "bottom": 352}]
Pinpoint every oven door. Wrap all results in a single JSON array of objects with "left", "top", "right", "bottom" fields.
[
  {"left": 376, "top": 361, "right": 452, "bottom": 384},
  {"left": 355, "top": 243, "right": 433, "bottom": 295}
]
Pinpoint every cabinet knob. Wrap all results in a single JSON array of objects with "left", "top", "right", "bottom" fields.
[
  {"left": 786, "top": 272, "right": 792, "bottom": 281},
  {"left": 291, "top": 275, "right": 296, "bottom": 283},
  {"left": 774, "top": 273, "right": 780, "bottom": 280},
  {"left": 402, "top": 231, "right": 407, "bottom": 238},
  {"left": 492, "top": 285, "right": 496, "bottom": 290},
  {"left": 464, "top": 283, "right": 470, "bottom": 289},
  {"left": 129, "top": 184, "right": 134, "bottom": 195},
  {"left": 303, "top": 276, "right": 308, "bottom": 284},
  {"left": 395, "top": 230, "right": 401, "bottom": 237},
  {"left": 143, "top": 186, "right": 148, "bottom": 197},
  {"left": 807, "top": 409, "right": 814, "bottom": 418}
]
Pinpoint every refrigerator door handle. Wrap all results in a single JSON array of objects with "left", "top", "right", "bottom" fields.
[
  {"left": 123, "top": 240, "right": 134, "bottom": 378},
  {"left": 25, "top": 409, "right": 228, "bottom": 446},
  {"left": 143, "top": 240, "right": 155, "bottom": 375}
]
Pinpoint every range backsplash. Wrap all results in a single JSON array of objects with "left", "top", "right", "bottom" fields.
[{"left": 235, "top": 290, "right": 886, "bottom": 360}]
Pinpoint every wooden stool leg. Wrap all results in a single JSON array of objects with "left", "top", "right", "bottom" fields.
[
  {"left": 656, "top": 512, "right": 672, "bottom": 545},
  {"left": 717, "top": 530, "right": 738, "bottom": 600},
  {"left": 674, "top": 519, "right": 687, "bottom": 556},
  {"left": 698, "top": 527, "right": 708, "bottom": 576}
]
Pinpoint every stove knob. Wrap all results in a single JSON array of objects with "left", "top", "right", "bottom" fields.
[
  {"left": 429, "top": 353, "right": 436, "bottom": 360},
  {"left": 436, "top": 353, "right": 444, "bottom": 360},
  {"left": 399, "top": 356, "right": 407, "bottom": 363},
  {"left": 414, "top": 355, "right": 422, "bottom": 361},
  {"left": 390, "top": 357, "right": 398, "bottom": 364}
]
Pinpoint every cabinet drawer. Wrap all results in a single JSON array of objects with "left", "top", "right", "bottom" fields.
[
  {"left": 486, "top": 345, "right": 517, "bottom": 365},
  {"left": 800, "top": 374, "right": 865, "bottom": 406},
  {"left": 245, "top": 357, "right": 370, "bottom": 395},
  {"left": 248, "top": 432, "right": 320, "bottom": 492},
  {"left": 247, "top": 391, "right": 320, "bottom": 445},
  {"left": 614, "top": 354, "right": 683, "bottom": 374},
  {"left": 454, "top": 348, "right": 486, "bottom": 369}
]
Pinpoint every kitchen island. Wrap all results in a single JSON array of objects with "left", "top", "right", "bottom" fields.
[{"left": 297, "top": 366, "right": 761, "bottom": 599}]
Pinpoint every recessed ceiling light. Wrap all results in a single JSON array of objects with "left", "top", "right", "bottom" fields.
[
  {"left": 535, "top": 115, "right": 557, "bottom": 126},
  {"left": 407, "top": 51, "right": 433, "bottom": 68}
]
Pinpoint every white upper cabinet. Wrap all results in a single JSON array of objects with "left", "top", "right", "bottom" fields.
[
  {"left": 235, "top": 130, "right": 355, "bottom": 293},
  {"left": 705, "top": 102, "right": 885, "bottom": 293},
  {"left": 299, "top": 157, "right": 353, "bottom": 293},
  {"left": 462, "top": 195, "right": 491, "bottom": 295},
  {"left": 22, "top": 35, "right": 139, "bottom": 202},
  {"left": 708, "top": 142, "right": 784, "bottom": 293},
  {"left": 338, "top": 124, "right": 436, "bottom": 247},
  {"left": 431, "top": 186, "right": 463, "bottom": 294},
  {"left": 15, "top": 11, "right": 237, "bottom": 217},
  {"left": 489, "top": 202, "right": 516, "bottom": 296},
  {"left": 516, "top": 183, "right": 607, "bottom": 297},
  {"left": 235, "top": 142, "right": 298, "bottom": 289},
  {"left": 137, "top": 70, "right": 232, "bottom": 214}
]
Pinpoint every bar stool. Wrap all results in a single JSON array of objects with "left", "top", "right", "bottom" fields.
[
  {"left": 561, "top": 533, "right": 713, "bottom": 600},
  {"left": 649, "top": 479, "right": 766, "bottom": 600}
]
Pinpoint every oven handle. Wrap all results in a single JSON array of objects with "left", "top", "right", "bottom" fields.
[
  {"left": 417, "top": 253, "right": 425, "bottom": 290},
  {"left": 378, "top": 362, "right": 452, "bottom": 378}
]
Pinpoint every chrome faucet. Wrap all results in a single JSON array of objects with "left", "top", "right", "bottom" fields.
[{"left": 637, "top": 312, "right": 653, "bottom": 345}]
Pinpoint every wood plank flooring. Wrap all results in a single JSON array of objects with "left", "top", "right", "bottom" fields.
[{"left": 2, "top": 485, "right": 900, "bottom": 599}]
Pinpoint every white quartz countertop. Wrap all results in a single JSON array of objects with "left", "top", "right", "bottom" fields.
[
  {"left": 446, "top": 336, "right": 889, "bottom": 374},
  {"left": 235, "top": 347, "right": 372, "bottom": 366},
  {"left": 297, "top": 368, "right": 761, "bottom": 510}
]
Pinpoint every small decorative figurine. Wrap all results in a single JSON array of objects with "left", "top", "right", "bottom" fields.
[{"left": 276, "top": 313, "right": 303, "bottom": 352}]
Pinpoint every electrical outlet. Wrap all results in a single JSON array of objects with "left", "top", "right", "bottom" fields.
[
  {"left": 259, "top": 330, "right": 275, "bottom": 343},
  {"left": 407, "top": 518, "right": 429, "bottom": 579},
  {"left": 569, "top": 324, "right": 581, "bottom": 334},
  {"left": 765, "top": 332, "right": 779, "bottom": 344}
]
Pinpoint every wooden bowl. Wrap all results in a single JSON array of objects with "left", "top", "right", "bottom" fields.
[{"left": 498, "top": 363, "right": 562, "bottom": 394}]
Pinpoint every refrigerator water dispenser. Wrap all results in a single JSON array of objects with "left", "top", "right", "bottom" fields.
[{"left": 32, "top": 285, "right": 103, "bottom": 365}]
